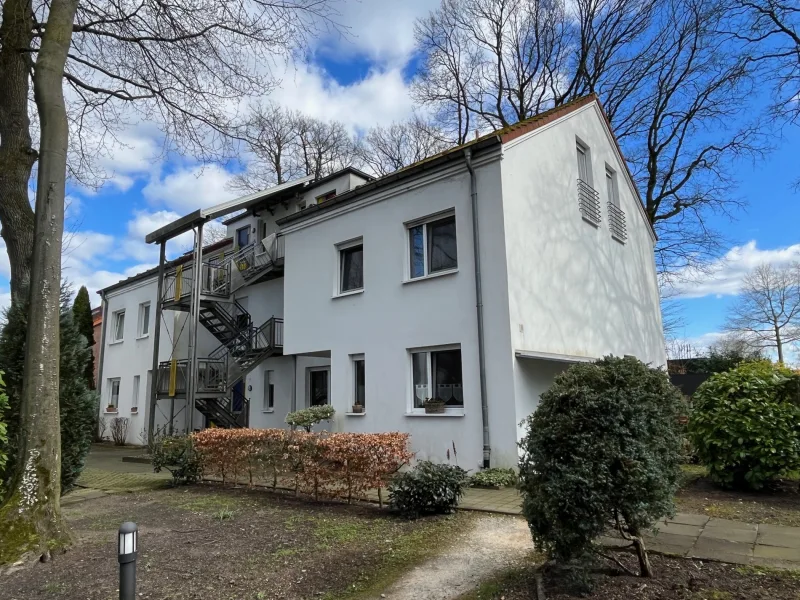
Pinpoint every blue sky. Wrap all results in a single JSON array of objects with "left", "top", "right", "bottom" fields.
[{"left": 0, "top": 0, "right": 797, "bottom": 360}]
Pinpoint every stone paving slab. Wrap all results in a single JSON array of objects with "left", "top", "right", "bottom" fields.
[{"left": 665, "top": 513, "right": 710, "bottom": 527}]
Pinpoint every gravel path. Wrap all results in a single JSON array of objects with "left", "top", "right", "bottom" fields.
[{"left": 374, "top": 514, "right": 534, "bottom": 600}]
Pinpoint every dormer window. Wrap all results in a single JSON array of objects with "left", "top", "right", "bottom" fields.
[{"left": 316, "top": 190, "right": 336, "bottom": 204}]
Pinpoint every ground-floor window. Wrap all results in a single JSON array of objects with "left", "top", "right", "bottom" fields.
[
  {"left": 308, "top": 367, "right": 329, "bottom": 406},
  {"left": 411, "top": 346, "right": 463, "bottom": 410},
  {"left": 264, "top": 370, "right": 275, "bottom": 411},
  {"left": 351, "top": 354, "right": 365, "bottom": 410},
  {"left": 107, "top": 378, "right": 121, "bottom": 409}
]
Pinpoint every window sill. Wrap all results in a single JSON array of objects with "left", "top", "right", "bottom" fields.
[
  {"left": 104, "top": 409, "right": 119, "bottom": 415},
  {"left": 130, "top": 409, "right": 139, "bottom": 415},
  {"left": 332, "top": 288, "right": 364, "bottom": 300},
  {"left": 109, "top": 340, "right": 124, "bottom": 346},
  {"left": 262, "top": 409, "right": 275, "bottom": 413},
  {"left": 405, "top": 410, "right": 464, "bottom": 417},
  {"left": 345, "top": 412, "right": 366, "bottom": 416},
  {"left": 403, "top": 268, "right": 458, "bottom": 285},
  {"left": 136, "top": 334, "right": 150, "bottom": 340}
]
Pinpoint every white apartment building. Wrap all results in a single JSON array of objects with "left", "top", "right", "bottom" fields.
[{"left": 96, "top": 95, "right": 666, "bottom": 468}]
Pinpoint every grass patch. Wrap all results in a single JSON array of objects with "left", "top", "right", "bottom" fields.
[
  {"left": 458, "top": 563, "right": 538, "bottom": 600},
  {"left": 736, "top": 565, "right": 800, "bottom": 580},
  {"left": 322, "top": 512, "right": 471, "bottom": 600},
  {"left": 678, "top": 464, "right": 707, "bottom": 488}
]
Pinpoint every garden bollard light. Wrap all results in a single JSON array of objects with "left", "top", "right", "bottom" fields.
[{"left": 118, "top": 522, "right": 138, "bottom": 600}]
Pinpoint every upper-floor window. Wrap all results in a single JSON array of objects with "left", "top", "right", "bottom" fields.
[
  {"left": 316, "top": 190, "right": 336, "bottom": 204},
  {"left": 605, "top": 166, "right": 627, "bottom": 242},
  {"left": 576, "top": 140, "right": 601, "bottom": 225},
  {"left": 576, "top": 140, "right": 591, "bottom": 184},
  {"left": 112, "top": 310, "right": 125, "bottom": 342},
  {"left": 236, "top": 225, "right": 250, "bottom": 249},
  {"left": 137, "top": 302, "right": 150, "bottom": 337},
  {"left": 338, "top": 238, "right": 364, "bottom": 294},
  {"left": 408, "top": 212, "right": 457, "bottom": 279}
]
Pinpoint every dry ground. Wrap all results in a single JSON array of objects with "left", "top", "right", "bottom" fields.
[{"left": 2, "top": 484, "right": 469, "bottom": 600}]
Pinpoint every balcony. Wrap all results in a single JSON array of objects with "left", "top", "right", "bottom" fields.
[
  {"left": 607, "top": 202, "right": 627, "bottom": 242},
  {"left": 156, "top": 357, "right": 228, "bottom": 397},
  {"left": 577, "top": 179, "right": 601, "bottom": 226}
]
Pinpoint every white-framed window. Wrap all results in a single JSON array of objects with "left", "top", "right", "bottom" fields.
[
  {"left": 264, "top": 370, "right": 275, "bottom": 412},
  {"left": 576, "top": 140, "right": 591, "bottom": 184},
  {"left": 605, "top": 165, "right": 627, "bottom": 242},
  {"left": 351, "top": 354, "right": 365, "bottom": 410},
  {"left": 337, "top": 238, "right": 364, "bottom": 294},
  {"left": 107, "top": 378, "right": 121, "bottom": 409},
  {"left": 307, "top": 367, "right": 329, "bottom": 407},
  {"left": 112, "top": 310, "right": 125, "bottom": 342},
  {"left": 137, "top": 302, "right": 151, "bottom": 337},
  {"left": 236, "top": 225, "right": 250, "bottom": 248},
  {"left": 407, "top": 211, "right": 458, "bottom": 279},
  {"left": 409, "top": 346, "right": 463, "bottom": 412},
  {"left": 131, "top": 375, "right": 140, "bottom": 412}
]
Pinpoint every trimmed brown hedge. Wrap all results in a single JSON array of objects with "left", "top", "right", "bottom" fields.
[{"left": 193, "top": 429, "right": 414, "bottom": 503}]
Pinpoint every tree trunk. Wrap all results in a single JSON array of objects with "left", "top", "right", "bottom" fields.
[
  {"left": 775, "top": 324, "right": 783, "bottom": 364},
  {"left": 631, "top": 535, "right": 653, "bottom": 577},
  {"left": 0, "top": 0, "right": 78, "bottom": 566},
  {"left": 0, "top": 0, "right": 37, "bottom": 305}
]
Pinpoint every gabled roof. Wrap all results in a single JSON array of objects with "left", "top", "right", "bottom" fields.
[{"left": 277, "top": 94, "right": 655, "bottom": 241}]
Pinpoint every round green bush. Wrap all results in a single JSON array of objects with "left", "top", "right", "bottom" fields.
[
  {"left": 388, "top": 461, "right": 470, "bottom": 518},
  {"left": 519, "top": 356, "right": 684, "bottom": 564},
  {"left": 688, "top": 361, "right": 800, "bottom": 490}
]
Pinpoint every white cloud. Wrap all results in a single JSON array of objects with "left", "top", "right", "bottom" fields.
[
  {"left": 668, "top": 240, "right": 800, "bottom": 299},
  {"left": 321, "top": 0, "right": 440, "bottom": 65},
  {"left": 142, "top": 164, "right": 238, "bottom": 213},
  {"left": 271, "top": 63, "right": 417, "bottom": 134},
  {"left": 121, "top": 209, "right": 195, "bottom": 262}
]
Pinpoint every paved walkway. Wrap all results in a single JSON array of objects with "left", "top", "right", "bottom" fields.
[{"left": 73, "top": 445, "right": 800, "bottom": 569}]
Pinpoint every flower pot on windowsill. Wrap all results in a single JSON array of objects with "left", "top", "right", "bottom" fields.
[
  {"left": 130, "top": 408, "right": 138, "bottom": 414},
  {"left": 423, "top": 400, "right": 446, "bottom": 414},
  {"left": 351, "top": 404, "right": 364, "bottom": 414},
  {"left": 105, "top": 406, "right": 118, "bottom": 414}
]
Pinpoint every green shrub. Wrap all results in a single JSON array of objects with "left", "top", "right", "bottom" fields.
[
  {"left": 285, "top": 405, "right": 335, "bottom": 432},
  {"left": 688, "top": 361, "right": 800, "bottom": 490},
  {"left": 519, "top": 356, "right": 683, "bottom": 576},
  {"left": 152, "top": 435, "right": 202, "bottom": 485},
  {"left": 388, "top": 461, "right": 470, "bottom": 518},
  {"left": 470, "top": 467, "right": 517, "bottom": 488}
]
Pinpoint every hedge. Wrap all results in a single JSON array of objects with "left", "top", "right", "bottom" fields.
[{"left": 193, "top": 429, "right": 414, "bottom": 503}]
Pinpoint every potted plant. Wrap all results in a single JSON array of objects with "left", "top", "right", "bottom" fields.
[
  {"left": 351, "top": 404, "right": 364, "bottom": 414},
  {"left": 105, "top": 404, "right": 117, "bottom": 413},
  {"left": 423, "top": 398, "right": 446, "bottom": 414}
]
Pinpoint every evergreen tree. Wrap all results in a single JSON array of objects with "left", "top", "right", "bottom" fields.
[
  {"left": 0, "top": 286, "right": 98, "bottom": 493},
  {"left": 72, "top": 286, "right": 95, "bottom": 390}
]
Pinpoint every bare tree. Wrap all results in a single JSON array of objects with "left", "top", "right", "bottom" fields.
[
  {"left": 359, "top": 117, "right": 451, "bottom": 176},
  {"left": 233, "top": 106, "right": 359, "bottom": 192},
  {"left": 0, "top": 0, "right": 337, "bottom": 304},
  {"left": 412, "top": 0, "right": 764, "bottom": 279},
  {"left": 728, "top": 0, "right": 799, "bottom": 124},
  {"left": 725, "top": 263, "right": 800, "bottom": 363}
]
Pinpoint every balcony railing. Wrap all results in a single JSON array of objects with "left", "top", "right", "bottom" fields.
[
  {"left": 156, "top": 357, "right": 228, "bottom": 396},
  {"left": 607, "top": 202, "right": 627, "bottom": 242},
  {"left": 162, "top": 260, "right": 232, "bottom": 304},
  {"left": 577, "top": 179, "right": 601, "bottom": 225}
]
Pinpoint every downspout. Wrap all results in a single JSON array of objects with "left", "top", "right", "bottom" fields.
[{"left": 464, "top": 148, "right": 491, "bottom": 468}]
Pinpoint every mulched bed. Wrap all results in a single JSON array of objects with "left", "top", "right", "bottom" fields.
[
  {"left": 469, "top": 554, "right": 800, "bottom": 599},
  {"left": 676, "top": 476, "right": 800, "bottom": 527},
  {"left": 2, "top": 483, "right": 465, "bottom": 600}
]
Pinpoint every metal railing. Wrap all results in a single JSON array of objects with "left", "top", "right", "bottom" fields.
[
  {"left": 162, "top": 260, "right": 232, "bottom": 303},
  {"left": 155, "top": 357, "right": 228, "bottom": 396},
  {"left": 607, "top": 202, "right": 627, "bottom": 242},
  {"left": 577, "top": 179, "right": 601, "bottom": 225}
]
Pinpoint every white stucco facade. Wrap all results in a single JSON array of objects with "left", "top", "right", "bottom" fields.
[{"left": 97, "top": 98, "right": 665, "bottom": 466}]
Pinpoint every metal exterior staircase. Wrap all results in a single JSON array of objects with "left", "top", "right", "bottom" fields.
[{"left": 157, "top": 236, "right": 285, "bottom": 428}]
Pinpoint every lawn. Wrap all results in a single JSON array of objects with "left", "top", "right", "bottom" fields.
[
  {"left": 675, "top": 465, "right": 800, "bottom": 527},
  {"left": 460, "top": 555, "right": 800, "bottom": 600},
  {"left": 2, "top": 484, "right": 468, "bottom": 600}
]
